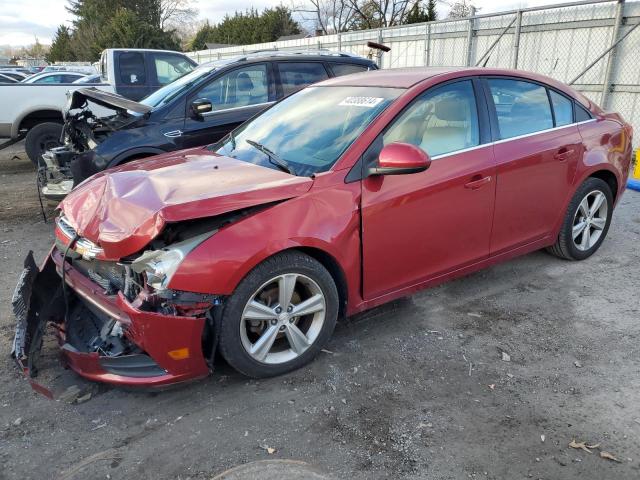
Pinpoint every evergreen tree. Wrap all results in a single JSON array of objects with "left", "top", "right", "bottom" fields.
[
  {"left": 189, "top": 7, "right": 301, "bottom": 50},
  {"left": 405, "top": 0, "right": 437, "bottom": 24},
  {"left": 63, "top": 0, "right": 181, "bottom": 61},
  {"left": 47, "top": 26, "right": 77, "bottom": 62}
]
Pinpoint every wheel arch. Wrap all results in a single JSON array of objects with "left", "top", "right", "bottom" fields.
[
  {"left": 16, "top": 109, "right": 63, "bottom": 134},
  {"left": 587, "top": 169, "right": 619, "bottom": 203},
  {"left": 108, "top": 147, "right": 166, "bottom": 168},
  {"left": 548, "top": 162, "right": 621, "bottom": 247},
  {"left": 222, "top": 243, "right": 350, "bottom": 320},
  {"left": 292, "top": 246, "right": 349, "bottom": 320}
]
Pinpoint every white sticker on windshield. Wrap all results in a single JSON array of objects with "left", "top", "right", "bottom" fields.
[{"left": 338, "top": 96, "right": 384, "bottom": 108}]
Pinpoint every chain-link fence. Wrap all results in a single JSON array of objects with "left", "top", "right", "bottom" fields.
[{"left": 187, "top": 0, "right": 640, "bottom": 142}]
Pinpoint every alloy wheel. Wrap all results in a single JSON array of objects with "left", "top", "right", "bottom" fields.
[
  {"left": 572, "top": 190, "right": 608, "bottom": 251},
  {"left": 239, "top": 273, "right": 326, "bottom": 364}
]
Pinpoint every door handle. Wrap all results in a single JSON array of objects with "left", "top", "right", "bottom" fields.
[
  {"left": 163, "top": 130, "right": 183, "bottom": 138},
  {"left": 464, "top": 175, "right": 492, "bottom": 190},
  {"left": 553, "top": 148, "right": 575, "bottom": 161}
]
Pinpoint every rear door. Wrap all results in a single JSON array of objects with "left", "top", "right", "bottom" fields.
[
  {"left": 485, "top": 77, "right": 583, "bottom": 255},
  {"left": 179, "top": 63, "right": 275, "bottom": 148}
]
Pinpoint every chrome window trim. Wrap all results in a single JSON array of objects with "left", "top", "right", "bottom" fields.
[
  {"left": 200, "top": 101, "right": 275, "bottom": 117},
  {"left": 430, "top": 118, "right": 597, "bottom": 161}
]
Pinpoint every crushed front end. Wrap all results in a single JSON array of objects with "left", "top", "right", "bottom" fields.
[{"left": 11, "top": 217, "right": 221, "bottom": 388}]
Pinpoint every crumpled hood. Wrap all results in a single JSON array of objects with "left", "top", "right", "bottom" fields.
[
  {"left": 59, "top": 148, "right": 313, "bottom": 259},
  {"left": 68, "top": 88, "right": 152, "bottom": 114}
]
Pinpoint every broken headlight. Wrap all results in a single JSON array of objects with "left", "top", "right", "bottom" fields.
[{"left": 131, "top": 231, "right": 214, "bottom": 291}]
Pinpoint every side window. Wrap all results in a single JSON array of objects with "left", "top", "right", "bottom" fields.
[
  {"left": 575, "top": 102, "right": 593, "bottom": 122},
  {"left": 35, "top": 75, "right": 59, "bottom": 83},
  {"left": 197, "top": 64, "right": 269, "bottom": 111},
  {"left": 549, "top": 90, "right": 573, "bottom": 126},
  {"left": 330, "top": 63, "right": 369, "bottom": 77},
  {"left": 62, "top": 74, "right": 81, "bottom": 83},
  {"left": 277, "top": 62, "right": 328, "bottom": 96},
  {"left": 154, "top": 54, "right": 195, "bottom": 85},
  {"left": 383, "top": 80, "right": 479, "bottom": 157},
  {"left": 118, "top": 52, "right": 146, "bottom": 85},
  {"left": 488, "top": 78, "right": 553, "bottom": 139}
]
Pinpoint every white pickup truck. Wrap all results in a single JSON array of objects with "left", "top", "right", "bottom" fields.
[{"left": 0, "top": 48, "right": 196, "bottom": 164}]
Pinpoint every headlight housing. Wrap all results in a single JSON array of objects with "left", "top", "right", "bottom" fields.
[{"left": 131, "top": 231, "right": 214, "bottom": 291}]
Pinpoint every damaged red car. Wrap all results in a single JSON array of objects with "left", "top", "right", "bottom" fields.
[{"left": 12, "top": 67, "right": 632, "bottom": 387}]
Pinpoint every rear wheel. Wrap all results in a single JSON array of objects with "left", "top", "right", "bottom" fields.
[
  {"left": 24, "top": 122, "right": 63, "bottom": 166},
  {"left": 219, "top": 251, "right": 338, "bottom": 378},
  {"left": 547, "top": 177, "right": 613, "bottom": 260}
]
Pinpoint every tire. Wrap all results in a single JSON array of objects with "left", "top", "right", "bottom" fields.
[
  {"left": 219, "top": 251, "right": 339, "bottom": 378},
  {"left": 24, "top": 122, "right": 63, "bottom": 167},
  {"left": 547, "top": 177, "right": 613, "bottom": 261}
]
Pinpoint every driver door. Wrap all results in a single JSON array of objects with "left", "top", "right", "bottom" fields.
[
  {"left": 179, "top": 63, "right": 275, "bottom": 149},
  {"left": 361, "top": 79, "right": 496, "bottom": 300}
]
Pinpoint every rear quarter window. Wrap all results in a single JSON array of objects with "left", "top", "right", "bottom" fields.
[
  {"left": 575, "top": 103, "right": 593, "bottom": 122},
  {"left": 330, "top": 63, "right": 370, "bottom": 77},
  {"left": 277, "top": 62, "right": 328, "bottom": 96}
]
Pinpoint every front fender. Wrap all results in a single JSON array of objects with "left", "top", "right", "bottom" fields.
[
  {"left": 108, "top": 147, "right": 166, "bottom": 168},
  {"left": 168, "top": 180, "right": 362, "bottom": 307}
]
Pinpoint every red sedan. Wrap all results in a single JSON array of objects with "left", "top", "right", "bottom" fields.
[{"left": 13, "top": 67, "right": 633, "bottom": 387}]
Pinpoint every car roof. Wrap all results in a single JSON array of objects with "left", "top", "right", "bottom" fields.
[
  {"left": 317, "top": 67, "right": 467, "bottom": 88},
  {"left": 199, "top": 50, "right": 375, "bottom": 70},
  {"left": 318, "top": 66, "right": 576, "bottom": 89}
]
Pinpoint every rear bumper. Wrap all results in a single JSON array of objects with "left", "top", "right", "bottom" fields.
[{"left": 12, "top": 248, "right": 211, "bottom": 388}]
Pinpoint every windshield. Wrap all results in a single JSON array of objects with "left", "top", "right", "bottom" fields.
[
  {"left": 211, "top": 86, "right": 401, "bottom": 176},
  {"left": 140, "top": 66, "right": 214, "bottom": 108}
]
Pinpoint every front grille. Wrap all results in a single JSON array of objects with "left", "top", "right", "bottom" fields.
[{"left": 73, "top": 258, "right": 126, "bottom": 293}]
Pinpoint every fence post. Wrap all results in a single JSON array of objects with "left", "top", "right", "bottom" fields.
[
  {"left": 512, "top": 10, "right": 523, "bottom": 69},
  {"left": 601, "top": 0, "right": 625, "bottom": 109},
  {"left": 338, "top": 32, "right": 342, "bottom": 51},
  {"left": 424, "top": 23, "right": 431, "bottom": 66},
  {"left": 377, "top": 29, "right": 384, "bottom": 67},
  {"left": 465, "top": 6, "right": 477, "bottom": 66}
]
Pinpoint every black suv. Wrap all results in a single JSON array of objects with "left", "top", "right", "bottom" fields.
[{"left": 41, "top": 51, "right": 377, "bottom": 200}]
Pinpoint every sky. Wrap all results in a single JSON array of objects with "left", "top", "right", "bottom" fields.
[{"left": 0, "top": 0, "right": 569, "bottom": 48}]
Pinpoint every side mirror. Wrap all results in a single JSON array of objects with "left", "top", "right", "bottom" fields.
[
  {"left": 191, "top": 98, "right": 212, "bottom": 117},
  {"left": 367, "top": 142, "right": 431, "bottom": 176}
]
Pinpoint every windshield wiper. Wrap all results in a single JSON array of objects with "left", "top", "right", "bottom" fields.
[{"left": 245, "top": 139, "right": 296, "bottom": 175}]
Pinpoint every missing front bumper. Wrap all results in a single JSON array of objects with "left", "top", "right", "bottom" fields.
[
  {"left": 11, "top": 249, "right": 212, "bottom": 390},
  {"left": 11, "top": 250, "right": 64, "bottom": 377}
]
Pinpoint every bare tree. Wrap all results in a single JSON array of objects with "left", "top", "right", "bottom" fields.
[
  {"left": 446, "top": 0, "right": 475, "bottom": 18},
  {"left": 348, "top": 0, "right": 414, "bottom": 29},
  {"left": 292, "top": 0, "right": 359, "bottom": 34},
  {"left": 160, "top": 0, "right": 198, "bottom": 30}
]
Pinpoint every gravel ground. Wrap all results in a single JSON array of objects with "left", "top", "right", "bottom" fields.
[{"left": 1, "top": 145, "right": 639, "bottom": 480}]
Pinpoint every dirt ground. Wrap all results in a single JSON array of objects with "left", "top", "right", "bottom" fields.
[{"left": 0, "top": 144, "right": 639, "bottom": 480}]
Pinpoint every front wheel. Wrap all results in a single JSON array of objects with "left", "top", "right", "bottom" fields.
[
  {"left": 24, "top": 122, "right": 63, "bottom": 166},
  {"left": 547, "top": 177, "right": 613, "bottom": 260},
  {"left": 219, "top": 251, "right": 339, "bottom": 378}
]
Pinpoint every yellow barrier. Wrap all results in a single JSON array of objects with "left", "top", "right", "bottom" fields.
[{"left": 628, "top": 149, "right": 640, "bottom": 191}]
